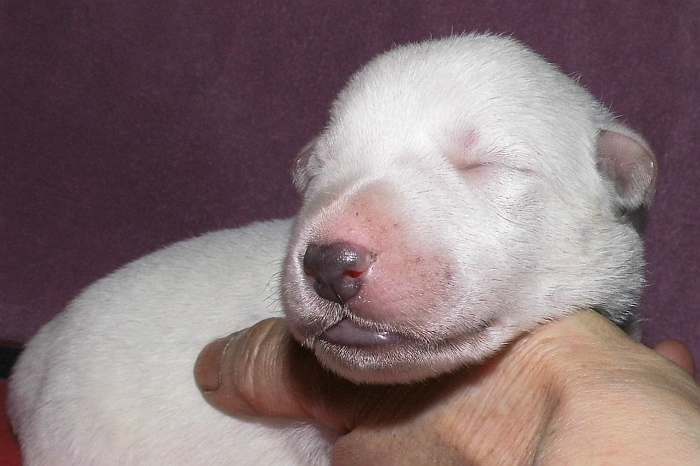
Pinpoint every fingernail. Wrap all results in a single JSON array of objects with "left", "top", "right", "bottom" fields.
[{"left": 194, "top": 333, "right": 239, "bottom": 392}]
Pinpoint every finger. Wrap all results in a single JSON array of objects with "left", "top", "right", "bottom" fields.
[
  {"left": 193, "top": 318, "right": 361, "bottom": 431},
  {"left": 194, "top": 319, "right": 309, "bottom": 419},
  {"left": 654, "top": 340, "right": 695, "bottom": 376},
  {"left": 194, "top": 334, "right": 230, "bottom": 392}
]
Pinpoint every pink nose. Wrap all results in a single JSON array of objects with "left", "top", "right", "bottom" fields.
[{"left": 303, "top": 242, "right": 374, "bottom": 304}]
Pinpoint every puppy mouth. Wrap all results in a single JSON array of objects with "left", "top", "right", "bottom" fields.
[
  {"left": 310, "top": 317, "right": 496, "bottom": 383},
  {"left": 319, "top": 318, "right": 407, "bottom": 348},
  {"left": 313, "top": 317, "right": 494, "bottom": 357}
]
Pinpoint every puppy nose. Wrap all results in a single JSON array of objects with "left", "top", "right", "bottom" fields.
[{"left": 303, "top": 242, "right": 374, "bottom": 304}]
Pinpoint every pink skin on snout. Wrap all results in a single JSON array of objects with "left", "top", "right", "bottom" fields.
[
  {"left": 310, "top": 184, "right": 455, "bottom": 327},
  {"left": 283, "top": 180, "right": 493, "bottom": 382}
]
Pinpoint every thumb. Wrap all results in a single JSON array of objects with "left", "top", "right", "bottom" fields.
[{"left": 193, "top": 318, "right": 367, "bottom": 432}]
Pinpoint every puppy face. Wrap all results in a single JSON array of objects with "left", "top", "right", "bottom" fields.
[{"left": 281, "top": 35, "right": 655, "bottom": 384}]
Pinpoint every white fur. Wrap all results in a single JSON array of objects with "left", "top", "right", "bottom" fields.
[{"left": 9, "top": 34, "right": 653, "bottom": 464}]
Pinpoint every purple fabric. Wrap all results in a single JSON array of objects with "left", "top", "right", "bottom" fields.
[{"left": 1, "top": 2, "right": 698, "bottom": 357}]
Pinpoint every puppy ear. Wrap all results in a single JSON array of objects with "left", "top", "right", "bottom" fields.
[
  {"left": 291, "top": 137, "right": 319, "bottom": 193},
  {"left": 596, "top": 123, "right": 657, "bottom": 211}
]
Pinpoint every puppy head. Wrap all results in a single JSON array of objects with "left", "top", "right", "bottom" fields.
[{"left": 282, "top": 34, "right": 656, "bottom": 384}]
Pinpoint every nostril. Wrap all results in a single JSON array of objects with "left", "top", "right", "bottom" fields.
[
  {"left": 302, "top": 242, "right": 374, "bottom": 303},
  {"left": 343, "top": 269, "right": 364, "bottom": 279},
  {"left": 302, "top": 244, "right": 323, "bottom": 279}
]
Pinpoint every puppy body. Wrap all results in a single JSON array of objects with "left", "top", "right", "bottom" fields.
[
  {"left": 9, "top": 34, "right": 654, "bottom": 465},
  {"left": 9, "top": 220, "right": 336, "bottom": 465}
]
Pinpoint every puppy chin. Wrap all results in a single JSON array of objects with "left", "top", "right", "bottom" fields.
[
  {"left": 309, "top": 323, "right": 503, "bottom": 384},
  {"left": 311, "top": 343, "right": 442, "bottom": 384}
]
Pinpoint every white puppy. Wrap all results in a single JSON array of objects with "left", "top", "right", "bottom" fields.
[{"left": 9, "top": 34, "right": 656, "bottom": 465}]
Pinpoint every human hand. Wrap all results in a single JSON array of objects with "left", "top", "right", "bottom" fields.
[{"left": 194, "top": 311, "right": 700, "bottom": 465}]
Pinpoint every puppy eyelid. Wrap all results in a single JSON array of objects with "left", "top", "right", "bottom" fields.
[
  {"left": 457, "top": 161, "right": 536, "bottom": 179},
  {"left": 457, "top": 161, "right": 491, "bottom": 171}
]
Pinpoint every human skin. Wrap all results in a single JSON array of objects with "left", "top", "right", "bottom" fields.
[{"left": 194, "top": 311, "right": 700, "bottom": 465}]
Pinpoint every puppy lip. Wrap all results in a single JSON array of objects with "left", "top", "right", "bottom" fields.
[
  {"left": 313, "top": 321, "right": 497, "bottom": 383},
  {"left": 316, "top": 318, "right": 495, "bottom": 360},
  {"left": 319, "top": 318, "right": 406, "bottom": 348}
]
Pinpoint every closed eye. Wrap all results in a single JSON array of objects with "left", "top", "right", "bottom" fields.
[
  {"left": 456, "top": 160, "right": 536, "bottom": 178},
  {"left": 456, "top": 161, "right": 491, "bottom": 171}
]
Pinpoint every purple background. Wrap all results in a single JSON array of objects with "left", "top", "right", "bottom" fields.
[{"left": 1, "top": 1, "right": 698, "bottom": 356}]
